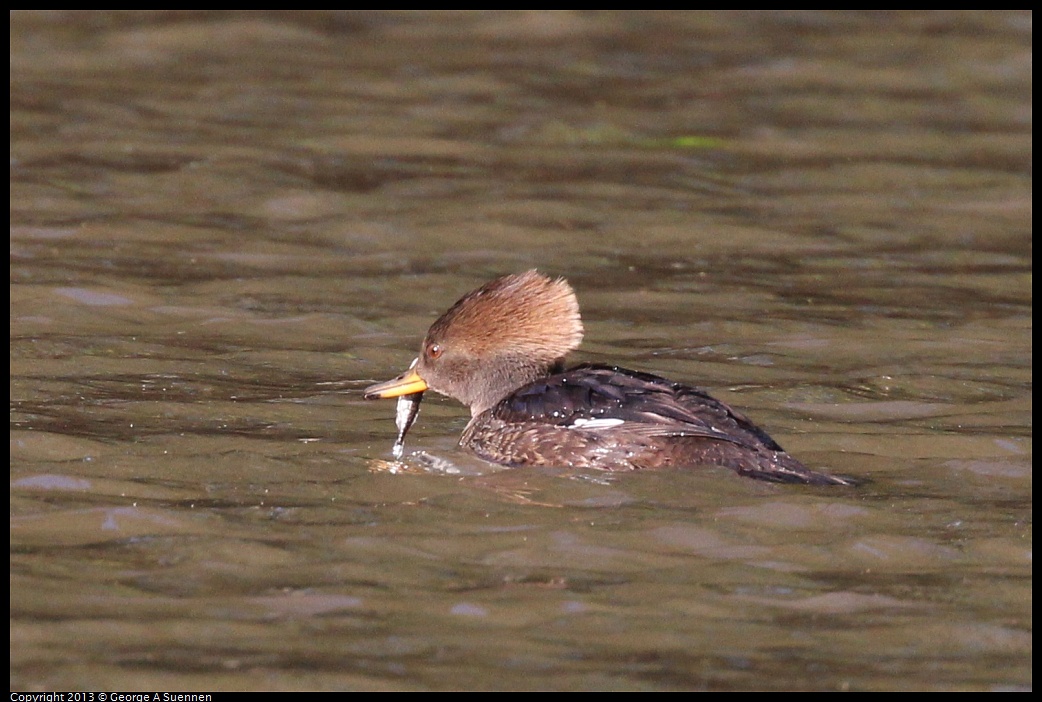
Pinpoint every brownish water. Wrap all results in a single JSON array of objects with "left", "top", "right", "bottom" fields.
[{"left": 11, "top": 11, "right": 1031, "bottom": 691}]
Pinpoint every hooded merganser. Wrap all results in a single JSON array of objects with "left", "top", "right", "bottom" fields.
[{"left": 365, "top": 270, "right": 852, "bottom": 485}]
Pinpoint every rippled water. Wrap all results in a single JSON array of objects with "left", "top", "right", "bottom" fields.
[{"left": 11, "top": 11, "right": 1031, "bottom": 691}]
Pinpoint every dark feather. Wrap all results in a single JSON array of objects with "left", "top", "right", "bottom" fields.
[{"left": 471, "top": 364, "right": 854, "bottom": 485}]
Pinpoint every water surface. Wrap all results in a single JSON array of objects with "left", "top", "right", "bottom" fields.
[{"left": 11, "top": 11, "right": 1031, "bottom": 691}]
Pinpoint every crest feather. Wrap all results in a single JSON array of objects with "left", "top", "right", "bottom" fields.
[{"left": 427, "top": 270, "right": 583, "bottom": 360}]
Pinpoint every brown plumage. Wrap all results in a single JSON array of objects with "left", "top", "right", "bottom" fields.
[{"left": 366, "top": 270, "right": 854, "bottom": 486}]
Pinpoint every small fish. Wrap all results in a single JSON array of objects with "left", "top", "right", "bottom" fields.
[{"left": 392, "top": 391, "right": 423, "bottom": 459}]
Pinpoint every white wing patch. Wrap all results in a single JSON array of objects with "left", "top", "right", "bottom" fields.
[{"left": 566, "top": 417, "right": 626, "bottom": 430}]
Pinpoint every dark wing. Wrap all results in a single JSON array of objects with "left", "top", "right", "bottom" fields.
[{"left": 492, "top": 364, "right": 786, "bottom": 454}]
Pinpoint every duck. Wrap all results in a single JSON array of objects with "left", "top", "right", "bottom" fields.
[{"left": 365, "top": 270, "right": 853, "bottom": 485}]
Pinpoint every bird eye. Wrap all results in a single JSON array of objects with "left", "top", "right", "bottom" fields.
[{"left": 426, "top": 343, "right": 443, "bottom": 359}]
